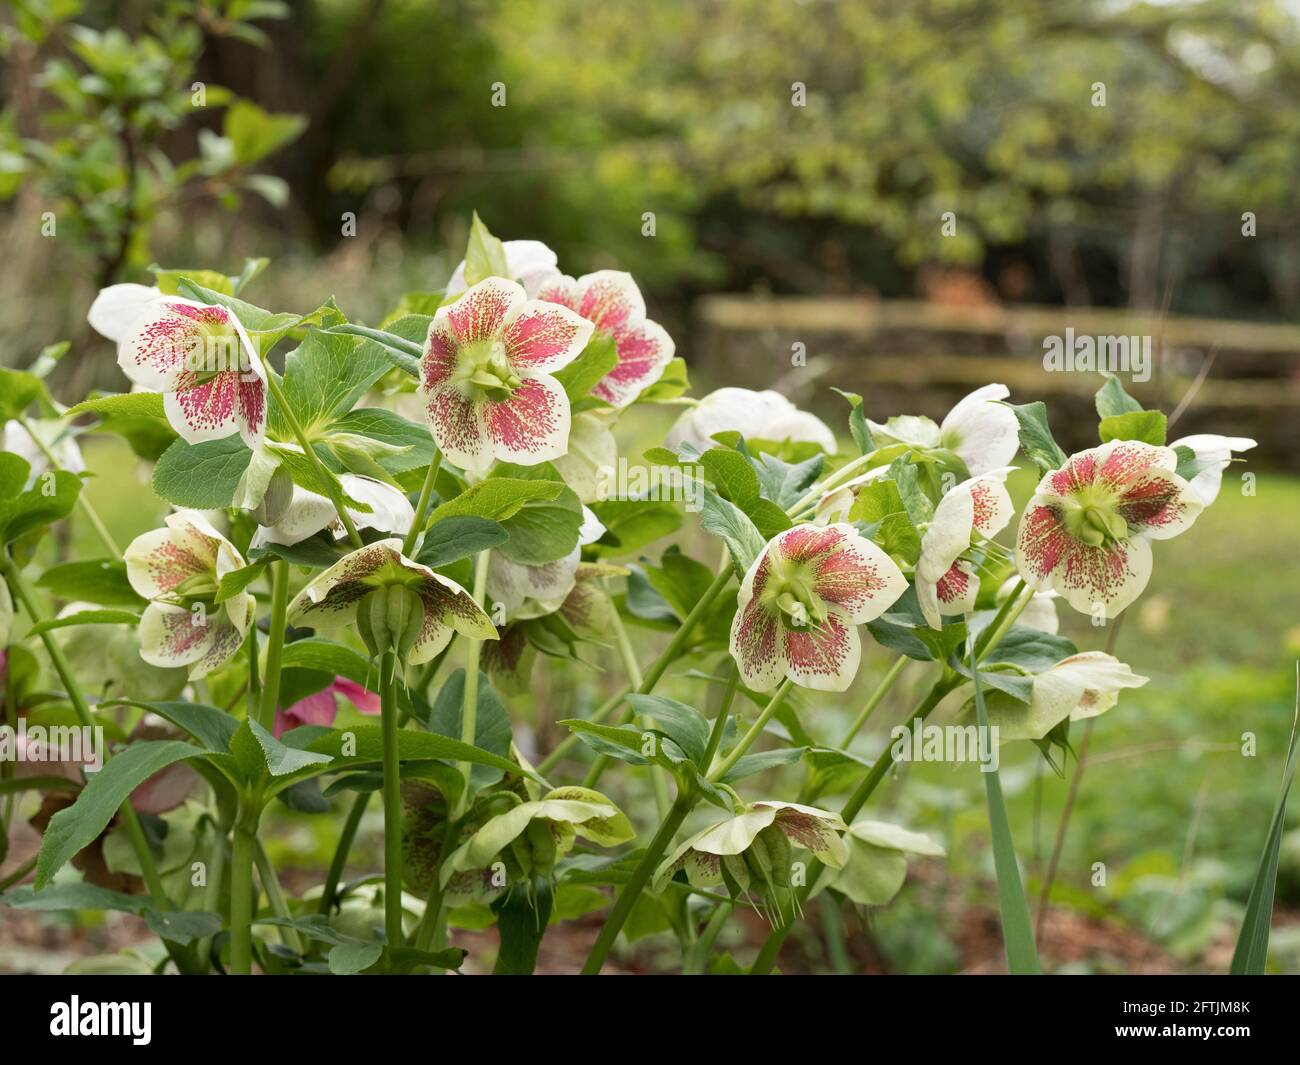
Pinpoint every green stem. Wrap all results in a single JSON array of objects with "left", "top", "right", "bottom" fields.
[
  {"left": 255, "top": 560, "right": 289, "bottom": 731},
  {"left": 229, "top": 805, "right": 259, "bottom": 975},
  {"left": 194, "top": 819, "right": 227, "bottom": 970},
  {"left": 379, "top": 650, "right": 404, "bottom": 947},
  {"left": 0, "top": 855, "right": 37, "bottom": 893},
  {"left": 838, "top": 656, "right": 908, "bottom": 748},
  {"left": 709, "top": 679, "right": 793, "bottom": 781},
  {"left": 318, "top": 791, "right": 370, "bottom": 915},
  {"left": 264, "top": 374, "right": 363, "bottom": 549},
  {"left": 245, "top": 625, "right": 260, "bottom": 721},
  {"left": 684, "top": 899, "right": 734, "bottom": 974},
  {"left": 254, "top": 838, "right": 305, "bottom": 955},
  {"left": 581, "top": 791, "right": 695, "bottom": 975},
  {"left": 609, "top": 598, "right": 669, "bottom": 817},
  {"left": 18, "top": 415, "right": 119, "bottom": 555},
  {"left": 786, "top": 451, "right": 875, "bottom": 518},
  {"left": 402, "top": 451, "right": 443, "bottom": 557}
]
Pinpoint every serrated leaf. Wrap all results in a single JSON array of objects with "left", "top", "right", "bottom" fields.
[
  {"left": 1098, "top": 409, "right": 1166, "bottom": 446},
  {"left": 36, "top": 559, "right": 145, "bottom": 608},
  {"left": 152, "top": 435, "right": 252, "bottom": 508}
]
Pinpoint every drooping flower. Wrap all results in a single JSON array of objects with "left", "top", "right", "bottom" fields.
[
  {"left": 88, "top": 284, "right": 267, "bottom": 447},
  {"left": 250, "top": 475, "right": 414, "bottom": 549},
  {"left": 997, "top": 576, "right": 1059, "bottom": 635},
  {"left": 124, "top": 510, "right": 254, "bottom": 678},
  {"left": 286, "top": 539, "right": 496, "bottom": 664},
  {"left": 444, "top": 240, "right": 561, "bottom": 299},
  {"left": 1168, "top": 433, "right": 1256, "bottom": 505},
  {"left": 418, "top": 277, "right": 593, "bottom": 475},
  {"left": 3, "top": 419, "right": 85, "bottom": 478},
  {"left": 868, "top": 383, "right": 1019, "bottom": 477},
  {"left": 666, "top": 387, "right": 836, "bottom": 455},
  {"left": 486, "top": 506, "right": 605, "bottom": 619},
  {"left": 536, "top": 270, "right": 675, "bottom": 408},
  {"left": 730, "top": 523, "right": 908, "bottom": 692},
  {"left": 817, "top": 819, "right": 945, "bottom": 907},
  {"left": 1015, "top": 441, "right": 1203, "bottom": 618},
  {"left": 442, "top": 786, "right": 633, "bottom": 890},
  {"left": 915, "top": 468, "right": 1015, "bottom": 628},
  {"left": 975, "top": 651, "right": 1148, "bottom": 742},
  {"left": 273, "top": 676, "right": 381, "bottom": 738},
  {"left": 653, "top": 801, "right": 848, "bottom": 900}
]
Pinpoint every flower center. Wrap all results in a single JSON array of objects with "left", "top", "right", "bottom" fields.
[
  {"left": 1063, "top": 485, "right": 1129, "bottom": 547},
  {"left": 459, "top": 340, "right": 522, "bottom": 401},
  {"left": 762, "top": 558, "right": 826, "bottom": 629}
]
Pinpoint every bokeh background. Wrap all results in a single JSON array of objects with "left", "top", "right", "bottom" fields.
[{"left": 2, "top": 0, "right": 1298, "bottom": 973}]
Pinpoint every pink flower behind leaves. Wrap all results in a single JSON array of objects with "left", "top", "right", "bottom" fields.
[
  {"left": 274, "top": 676, "right": 381, "bottom": 737},
  {"left": 536, "top": 271, "right": 674, "bottom": 408}
]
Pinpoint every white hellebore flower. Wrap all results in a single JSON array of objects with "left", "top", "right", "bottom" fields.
[
  {"left": 915, "top": 468, "right": 1015, "bottom": 628},
  {"left": 665, "top": 387, "right": 837, "bottom": 455},
  {"left": 487, "top": 506, "right": 605, "bottom": 618},
  {"left": 1168, "top": 434, "right": 1256, "bottom": 505},
  {"left": 869, "top": 383, "right": 1020, "bottom": 477},
  {"left": 250, "top": 475, "right": 414, "bottom": 549},
  {"left": 654, "top": 801, "right": 849, "bottom": 897},
  {"left": 124, "top": 510, "right": 254, "bottom": 679},
  {"left": 816, "top": 819, "right": 946, "bottom": 907},
  {"left": 997, "top": 576, "right": 1059, "bottom": 635},
  {"left": 978, "top": 651, "right": 1148, "bottom": 742},
  {"left": 444, "top": 239, "right": 562, "bottom": 299}
]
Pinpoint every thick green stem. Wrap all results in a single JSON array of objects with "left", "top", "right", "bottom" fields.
[
  {"left": 318, "top": 791, "right": 370, "bottom": 915},
  {"left": 581, "top": 791, "right": 695, "bottom": 975},
  {"left": 379, "top": 650, "right": 404, "bottom": 947},
  {"left": 194, "top": 819, "right": 227, "bottom": 969},
  {"left": 255, "top": 560, "right": 290, "bottom": 731},
  {"left": 402, "top": 451, "right": 443, "bottom": 557},
  {"left": 254, "top": 838, "right": 305, "bottom": 955},
  {"left": 264, "top": 374, "right": 363, "bottom": 548},
  {"left": 229, "top": 806, "right": 259, "bottom": 975}
]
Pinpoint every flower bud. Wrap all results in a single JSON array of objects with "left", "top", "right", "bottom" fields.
[{"left": 358, "top": 584, "right": 424, "bottom": 658}]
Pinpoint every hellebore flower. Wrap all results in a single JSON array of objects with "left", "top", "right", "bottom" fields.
[
  {"left": 3, "top": 419, "right": 85, "bottom": 478},
  {"left": 1015, "top": 441, "right": 1203, "bottom": 618},
  {"left": 486, "top": 506, "right": 605, "bottom": 619},
  {"left": 816, "top": 820, "right": 945, "bottom": 907},
  {"left": 418, "top": 277, "right": 593, "bottom": 475},
  {"left": 250, "top": 474, "right": 414, "bottom": 549},
  {"left": 1168, "top": 433, "right": 1256, "bottom": 505},
  {"left": 666, "top": 387, "right": 836, "bottom": 455},
  {"left": 868, "top": 383, "right": 1019, "bottom": 477},
  {"left": 974, "top": 651, "right": 1148, "bottom": 742},
  {"left": 88, "top": 284, "right": 267, "bottom": 447},
  {"left": 915, "top": 469, "right": 1015, "bottom": 628},
  {"left": 536, "top": 271, "right": 675, "bottom": 408},
  {"left": 442, "top": 786, "right": 634, "bottom": 890},
  {"left": 274, "top": 676, "right": 380, "bottom": 738},
  {"left": 444, "top": 240, "right": 561, "bottom": 299},
  {"left": 124, "top": 510, "right": 254, "bottom": 678},
  {"left": 730, "top": 523, "right": 908, "bottom": 692},
  {"left": 653, "top": 801, "right": 848, "bottom": 902},
  {"left": 286, "top": 539, "right": 496, "bottom": 664}
]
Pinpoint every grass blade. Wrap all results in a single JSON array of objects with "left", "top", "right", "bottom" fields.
[{"left": 1229, "top": 664, "right": 1300, "bottom": 974}]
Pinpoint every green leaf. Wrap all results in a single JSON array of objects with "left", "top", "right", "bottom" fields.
[
  {"left": 36, "top": 559, "right": 145, "bottom": 608},
  {"left": 716, "top": 746, "right": 806, "bottom": 783},
  {"left": 428, "top": 477, "right": 563, "bottom": 524},
  {"left": 327, "top": 317, "right": 428, "bottom": 377},
  {"left": 588, "top": 499, "right": 682, "bottom": 556},
  {"left": 66, "top": 391, "right": 167, "bottom": 422},
  {"left": 301, "top": 725, "right": 539, "bottom": 786},
  {"left": 1098, "top": 410, "right": 1167, "bottom": 446},
  {"left": 279, "top": 639, "right": 376, "bottom": 689},
  {"left": 553, "top": 333, "right": 618, "bottom": 401},
  {"left": 224, "top": 100, "right": 306, "bottom": 165},
  {"left": 636, "top": 358, "right": 689, "bottom": 403},
  {"left": 625, "top": 694, "right": 710, "bottom": 764},
  {"left": 641, "top": 547, "right": 715, "bottom": 622},
  {"left": 847, "top": 479, "right": 905, "bottom": 523},
  {"left": 27, "top": 608, "right": 139, "bottom": 636},
  {"left": 153, "top": 435, "right": 252, "bottom": 508},
  {"left": 971, "top": 661, "right": 1040, "bottom": 973},
  {"left": 1230, "top": 694, "right": 1299, "bottom": 974},
  {"left": 1008, "top": 401, "right": 1067, "bottom": 473},
  {"left": 699, "top": 484, "right": 766, "bottom": 579},
  {"left": 144, "top": 908, "right": 222, "bottom": 945},
  {"left": 831, "top": 388, "right": 873, "bottom": 455},
  {"left": 463, "top": 211, "right": 510, "bottom": 286},
  {"left": 67, "top": 392, "right": 175, "bottom": 460},
  {"left": 327, "top": 409, "right": 436, "bottom": 474},
  {"left": 248, "top": 718, "right": 334, "bottom": 777},
  {"left": 272, "top": 329, "right": 391, "bottom": 434},
  {"left": 491, "top": 879, "right": 553, "bottom": 975},
  {"left": 1094, "top": 373, "right": 1144, "bottom": 419},
  {"left": 0, "top": 454, "right": 80, "bottom": 544},
  {"left": 416, "top": 516, "right": 508, "bottom": 569},
  {"left": 216, "top": 562, "right": 266, "bottom": 603},
  {"left": 106, "top": 699, "right": 238, "bottom": 753},
  {"left": 2, "top": 882, "right": 144, "bottom": 915},
  {"left": 35, "top": 740, "right": 202, "bottom": 888},
  {"left": 428, "top": 669, "right": 512, "bottom": 787},
  {"left": 0, "top": 367, "right": 48, "bottom": 419},
  {"left": 753, "top": 452, "right": 824, "bottom": 511},
  {"left": 496, "top": 477, "right": 584, "bottom": 566},
  {"left": 329, "top": 939, "right": 384, "bottom": 975}
]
